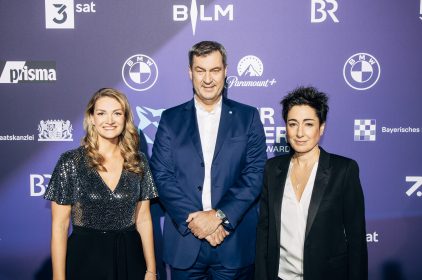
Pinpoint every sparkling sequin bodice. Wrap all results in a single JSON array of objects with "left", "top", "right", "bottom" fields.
[{"left": 44, "top": 147, "right": 158, "bottom": 230}]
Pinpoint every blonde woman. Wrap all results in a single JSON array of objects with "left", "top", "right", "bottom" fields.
[{"left": 44, "top": 88, "right": 158, "bottom": 280}]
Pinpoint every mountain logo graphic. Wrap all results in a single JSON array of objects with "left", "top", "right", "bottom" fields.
[{"left": 237, "top": 55, "right": 264, "bottom": 77}]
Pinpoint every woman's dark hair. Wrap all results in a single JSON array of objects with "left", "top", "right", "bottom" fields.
[{"left": 281, "top": 86, "right": 329, "bottom": 124}]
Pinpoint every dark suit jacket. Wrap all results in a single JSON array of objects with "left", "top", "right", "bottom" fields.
[
  {"left": 150, "top": 97, "right": 267, "bottom": 269},
  {"left": 255, "top": 148, "right": 368, "bottom": 280}
]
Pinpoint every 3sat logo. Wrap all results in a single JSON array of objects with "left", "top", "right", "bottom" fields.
[{"left": 45, "top": 0, "right": 97, "bottom": 29}]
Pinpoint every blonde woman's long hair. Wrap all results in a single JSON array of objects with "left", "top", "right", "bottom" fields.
[{"left": 82, "top": 88, "right": 142, "bottom": 174}]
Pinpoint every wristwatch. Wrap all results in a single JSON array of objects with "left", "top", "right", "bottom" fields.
[{"left": 216, "top": 209, "right": 228, "bottom": 224}]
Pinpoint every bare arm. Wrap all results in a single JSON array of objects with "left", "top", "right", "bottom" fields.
[
  {"left": 51, "top": 202, "right": 71, "bottom": 280},
  {"left": 135, "top": 200, "right": 157, "bottom": 280}
]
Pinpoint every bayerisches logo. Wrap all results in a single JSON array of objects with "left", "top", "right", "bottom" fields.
[{"left": 354, "top": 119, "right": 376, "bottom": 141}]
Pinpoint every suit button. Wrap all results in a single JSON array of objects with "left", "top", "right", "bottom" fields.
[
  {"left": 200, "top": 162, "right": 204, "bottom": 167},
  {"left": 197, "top": 186, "right": 202, "bottom": 191}
]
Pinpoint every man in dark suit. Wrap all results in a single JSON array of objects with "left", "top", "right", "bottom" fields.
[
  {"left": 150, "top": 41, "right": 267, "bottom": 279},
  {"left": 254, "top": 87, "right": 368, "bottom": 280}
]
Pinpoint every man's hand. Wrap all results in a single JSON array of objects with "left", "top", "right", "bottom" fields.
[
  {"left": 186, "top": 210, "right": 221, "bottom": 239},
  {"left": 205, "top": 225, "right": 230, "bottom": 247}
]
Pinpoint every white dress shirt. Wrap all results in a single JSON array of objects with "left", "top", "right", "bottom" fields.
[
  {"left": 195, "top": 98, "right": 222, "bottom": 211},
  {"left": 278, "top": 161, "right": 319, "bottom": 280}
]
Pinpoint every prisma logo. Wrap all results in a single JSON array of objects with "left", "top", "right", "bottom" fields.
[
  {"left": 406, "top": 176, "right": 422, "bottom": 197},
  {"left": 30, "top": 174, "right": 51, "bottom": 196},
  {"left": 311, "top": 0, "right": 339, "bottom": 23},
  {"left": 0, "top": 61, "right": 57, "bottom": 83},
  {"left": 173, "top": 0, "right": 234, "bottom": 35}
]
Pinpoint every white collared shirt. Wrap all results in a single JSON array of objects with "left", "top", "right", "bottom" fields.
[
  {"left": 278, "top": 161, "right": 319, "bottom": 280},
  {"left": 194, "top": 97, "right": 222, "bottom": 211}
]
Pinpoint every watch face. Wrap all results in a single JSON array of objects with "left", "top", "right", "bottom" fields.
[{"left": 216, "top": 209, "right": 226, "bottom": 219}]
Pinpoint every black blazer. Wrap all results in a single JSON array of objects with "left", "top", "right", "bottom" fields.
[{"left": 255, "top": 148, "right": 368, "bottom": 280}]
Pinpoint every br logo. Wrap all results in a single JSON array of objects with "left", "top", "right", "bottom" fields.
[
  {"left": 311, "top": 0, "right": 339, "bottom": 23},
  {"left": 122, "top": 55, "right": 159, "bottom": 92},
  {"left": 343, "top": 53, "right": 381, "bottom": 91},
  {"left": 136, "top": 106, "right": 165, "bottom": 144}
]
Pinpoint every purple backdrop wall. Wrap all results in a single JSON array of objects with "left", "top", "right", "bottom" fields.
[{"left": 1, "top": 0, "right": 421, "bottom": 279}]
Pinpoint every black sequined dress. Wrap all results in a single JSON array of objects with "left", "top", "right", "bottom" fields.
[{"left": 44, "top": 146, "right": 158, "bottom": 280}]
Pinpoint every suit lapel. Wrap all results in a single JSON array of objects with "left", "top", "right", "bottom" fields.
[
  {"left": 274, "top": 155, "right": 291, "bottom": 245},
  {"left": 305, "top": 148, "right": 331, "bottom": 239},
  {"left": 185, "top": 100, "right": 203, "bottom": 161},
  {"left": 212, "top": 98, "right": 233, "bottom": 162}
]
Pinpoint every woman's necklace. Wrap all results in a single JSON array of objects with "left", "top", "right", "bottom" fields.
[
  {"left": 291, "top": 163, "right": 314, "bottom": 191},
  {"left": 291, "top": 149, "right": 320, "bottom": 193}
]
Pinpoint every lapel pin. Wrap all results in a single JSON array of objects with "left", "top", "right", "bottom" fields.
[{"left": 229, "top": 110, "right": 232, "bottom": 114}]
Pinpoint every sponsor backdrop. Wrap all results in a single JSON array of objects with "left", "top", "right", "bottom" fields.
[{"left": 0, "top": 0, "right": 421, "bottom": 279}]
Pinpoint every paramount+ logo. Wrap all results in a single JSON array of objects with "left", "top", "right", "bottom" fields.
[{"left": 0, "top": 61, "right": 57, "bottom": 83}]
